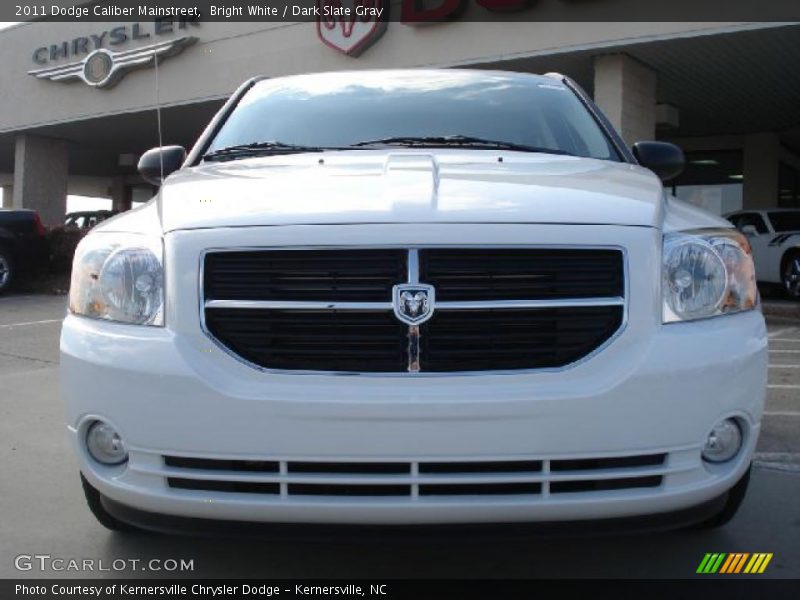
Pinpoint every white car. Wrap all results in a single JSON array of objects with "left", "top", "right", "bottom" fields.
[
  {"left": 726, "top": 209, "right": 800, "bottom": 299},
  {"left": 61, "top": 70, "right": 766, "bottom": 534}
]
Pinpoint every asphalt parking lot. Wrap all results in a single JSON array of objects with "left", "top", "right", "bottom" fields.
[{"left": 1, "top": 293, "right": 798, "bottom": 579}]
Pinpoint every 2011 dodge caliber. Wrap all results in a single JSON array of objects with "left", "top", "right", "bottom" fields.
[{"left": 61, "top": 70, "right": 767, "bottom": 533}]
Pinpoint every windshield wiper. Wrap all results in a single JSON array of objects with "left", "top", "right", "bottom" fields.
[
  {"left": 203, "top": 136, "right": 575, "bottom": 161},
  {"left": 202, "top": 141, "right": 346, "bottom": 162},
  {"left": 350, "top": 135, "right": 574, "bottom": 155}
]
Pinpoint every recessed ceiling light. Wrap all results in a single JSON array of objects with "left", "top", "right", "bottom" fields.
[
  {"left": 690, "top": 159, "right": 720, "bottom": 166},
  {"left": 729, "top": 174, "right": 744, "bottom": 181}
]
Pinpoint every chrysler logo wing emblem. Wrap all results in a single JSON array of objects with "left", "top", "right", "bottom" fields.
[
  {"left": 393, "top": 284, "right": 435, "bottom": 325},
  {"left": 27, "top": 37, "right": 197, "bottom": 89}
]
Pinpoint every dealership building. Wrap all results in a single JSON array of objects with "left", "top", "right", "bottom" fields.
[{"left": 0, "top": 13, "right": 799, "bottom": 225}]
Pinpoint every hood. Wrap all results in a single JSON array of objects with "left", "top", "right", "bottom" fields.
[{"left": 156, "top": 150, "right": 665, "bottom": 233}]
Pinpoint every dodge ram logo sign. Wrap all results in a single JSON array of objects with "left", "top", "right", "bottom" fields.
[
  {"left": 393, "top": 284, "right": 435, "bottom": 325},
  {"left": 316, "top": 0, "right": 389, "bottom": 56}
]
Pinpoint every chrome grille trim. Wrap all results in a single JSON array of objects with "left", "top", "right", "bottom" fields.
[
  {"left": 199, "top": 245, "right": 629, "bottom": 376},
  {"left": 204, "top": 297, "right": 626, "bottom": 311},
  {"left": 407, "top": 248, "right": 420, "bottom": 284},
  {"left": 205, "top": 300, "right": 395, "bottom": 311}
]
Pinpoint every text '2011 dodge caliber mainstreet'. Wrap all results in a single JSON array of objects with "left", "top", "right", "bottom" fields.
[{"left": 61, "top": 70, "right": 766, "bottom": 533}]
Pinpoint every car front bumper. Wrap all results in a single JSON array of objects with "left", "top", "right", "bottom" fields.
[{"left": 61, "top": 306, "right": 767, "bottom": 526}]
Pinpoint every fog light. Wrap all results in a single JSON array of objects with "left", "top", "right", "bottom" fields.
[
  {"left": 86, "top": 421, "right": 128, "bottom": 465},
  {"left": 702, "top": 419, "right": 742, "bottom": 463}
]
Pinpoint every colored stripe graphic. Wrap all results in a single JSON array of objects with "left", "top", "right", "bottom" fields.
[
  {"left": 744, "top": 553, "right": 774, "bottom": 574},
  {"left": 719, "top": 553, "right": 749, "bottom": 574},
  {"left": 700, "top": 553, "right": 773, "bottom": 574},
  {"left": 734, "top": 553, "right": 750, "bottom": 574},
  {"left": 697, "top": 553, "right": 727, "bottom": 574},
  {"left": 719, "top": 554, "right": 736, "bottom": 574},
  {"left": 697, "top": 554, "right": 713, "bottom": 574},
  {"left": 758, "top": 554, "right": 773, "bottom": 573},
  {"left": 745, "top": 554, "right": 760, "bottom": 573}
]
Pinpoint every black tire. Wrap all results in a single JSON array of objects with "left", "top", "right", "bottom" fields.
[
  {"left": 80, "top": 473, "right": 141, "bottom": 533},
  {"left": 782, "top": 249, "right": 800, "bottom": 300},
  {"left": 692, "top": 464, "right": 751, "bottom": 529},
  {"left": 0, "top": 247, "right": 14, "bottom": 294}
]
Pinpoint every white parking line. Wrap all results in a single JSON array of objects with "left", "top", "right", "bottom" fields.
[
  {"left": 768, "top": 384, "right": 800, "bottom": 389},
  {"left": 0, "top": 319, "right": 62, "bottom": 329},
  {"left": 770, "top": 339, "right": 800, "bottom": 343},
  {"left": 754, "top": 452, "right": 800, "bottom": 472},
  {"left": 769, "top": 350, "right": 800, "bottom": 354},
  {"left": 769, "top": 365, "right": 800, "bottom": 368},
  {"left": 755, "top": 451, "right": 800, "bottom": 461},
  {"left": 754, "top": 461, "right": 800, "bottom": 473},
  {"left": 763, "top": 411, "right": 800, "bottom": 417},
  {"left": 768, "top": 327, "right": 799, "bottom": 339}
]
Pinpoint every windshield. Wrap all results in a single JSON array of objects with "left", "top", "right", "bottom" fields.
[
  {"left": 205, "top": 71, "right": 619, "bottom": 161},
  {"left": 769, "top": 211, "right": 800, "bottom": 232}
]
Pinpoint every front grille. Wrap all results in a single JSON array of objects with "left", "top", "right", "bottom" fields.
[
  {"left": 204, "top": 309, "right": 407, "bottom": 372},
  {"left": 419, "top": 307, "right": 622, "bottom": 372},
  {"left": 163, "top": 453, "right": 665, "bottom": 499},
  {"left": 204, "top": 249, "right": 406, "bottom": 302},
  {"left": 202, "top": 247, "right": 625, "bottom": 373},
  {"left": 420, "top": 248, "right": 623, "bottom": 300}
]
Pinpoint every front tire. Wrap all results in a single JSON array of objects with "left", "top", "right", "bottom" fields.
[
  {"left": 692, "top": 464, "right": 751, "bottom": 529},
  {"left": 0, "top": 248, "right": 14, "bottom": 294},
  {"left": 80, "top": 473, "right": 140, "bottom": 532},
  {"left": 782, "top": 249, "right": 800, "bottom": 300}
]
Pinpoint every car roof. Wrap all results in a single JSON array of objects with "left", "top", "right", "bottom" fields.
[
  {"left": 250, "top": 69, "right": 561, "bottom": 90},
  {"left": 727, "top": 208, "right": 800, "bottom": 215},
  {"left": 66, "top": 210, "right": 112, "bottom": 217}
]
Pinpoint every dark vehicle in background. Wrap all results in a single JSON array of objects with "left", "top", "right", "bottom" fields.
[
  {"left": 0, "top": 209, "right": 47, "bottom": 293},
  {"left": 65, "top": 210, "right": 117, "bottom": 230}
]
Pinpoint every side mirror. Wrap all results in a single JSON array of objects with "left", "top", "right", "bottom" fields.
[
  {"left": 740, "top": 224, "right": 758, "bottom": 237},
  {"left": 631, "top": 141, "right": 685, "bottom": 182},
  {"left": 137, "top": 146, "right": 186, "bottom": 186}
]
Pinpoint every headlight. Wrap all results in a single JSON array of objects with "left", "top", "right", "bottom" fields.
[
  {"left": 69, "top": 234, "right": 164, "bottom": 326},
  {"left": 663, "top": 228, "right": 758, "bottom": 323}
]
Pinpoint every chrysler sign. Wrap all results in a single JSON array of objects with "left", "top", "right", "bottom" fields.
[{"left": 27, "top": 20, "right": 199, "bottom": 89}]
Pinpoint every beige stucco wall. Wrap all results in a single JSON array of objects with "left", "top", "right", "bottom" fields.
[{"left": 0, "top": 19, "right": 757, "bottom": 133}]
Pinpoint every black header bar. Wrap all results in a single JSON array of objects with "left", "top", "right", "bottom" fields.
[{"left": 3, "top": 0, "right": 800, "bottom": 23}]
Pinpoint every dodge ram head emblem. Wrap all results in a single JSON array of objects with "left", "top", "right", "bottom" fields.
[
  {"left": 27, "top": 37, "right": 197, "bottom": 89},
  {"left": 393, "top": 284, "right": 435, "bottom": 325},
  {"left": 316, "top": 0, "right": 389, "bottom": 57}
]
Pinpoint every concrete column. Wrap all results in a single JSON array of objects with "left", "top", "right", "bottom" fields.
[
  {"left": 1, "top": 185, "right": 12, "bottom": 208},
  {"left": 593, "top": 54, "right": 657, "bottom": 146},
  {"left": 12, "top": 134, "right": 69, "bottom": 226},
  {"left": 110, "top": 176, "right": 132, "bottom": 213},
  {"left": 742, "top": 133, "right": 780, "bottom": 209}
]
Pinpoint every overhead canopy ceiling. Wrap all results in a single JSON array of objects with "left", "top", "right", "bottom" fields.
[
  {"left": 0, "top": 99, "right": 224, "bottom": 176},
  {"left": 472, "top": 23, "right": 800, "bottom": 150}
]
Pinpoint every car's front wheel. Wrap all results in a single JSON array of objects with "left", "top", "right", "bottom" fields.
[
  {"left": 782, "top": 249, "right": 800, "bottom": 300},
  {"left": 0, "top": 247, "right": 14, "bottom": 294}
]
